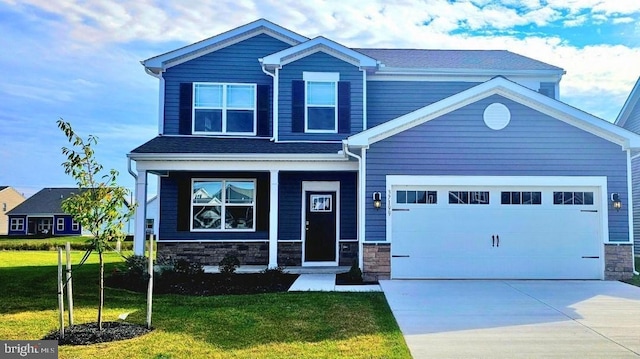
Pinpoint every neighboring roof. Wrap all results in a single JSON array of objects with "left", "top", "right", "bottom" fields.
[
  {"left": 347, "top": 76, "right": 640, "bottom": 150},
  {"left": 0, "top": 186, "right": 7, "bottom": 192},
  {"left": 7, "top": 188, "right": 83, "bottom": 215},
  {"left": 615, "top": 77, "right": 640, "bottom": 127},
  {"left": 129, "top": 136, "right": 343, "bottom": 157},
  {"left": 261, "top": 36, "right": 378, "bottom": 69},
  {"left": 142, "top": 19, "right": 308, "bottom": 74},
  {"left": 355, "top": 49, "right": 564, "bottom": 73}
]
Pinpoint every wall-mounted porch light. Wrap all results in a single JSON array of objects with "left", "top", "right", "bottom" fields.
[
  {"left": 611, "top": 193, "right": 622, "bottom": 211},
  {"left": 373, "top": 192, "right": 382, "bottom": 210}
]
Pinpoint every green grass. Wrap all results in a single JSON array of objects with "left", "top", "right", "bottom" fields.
[{"left": 0, "top": 251, "right": 410, "bottom": 359}]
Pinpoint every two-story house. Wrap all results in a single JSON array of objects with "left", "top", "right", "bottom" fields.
[
  {"left": 0, "top": 186, "right": 25, "bottom": 235},
  {"left": 129, "top": 19, "right": 640, "bottom": 281}
]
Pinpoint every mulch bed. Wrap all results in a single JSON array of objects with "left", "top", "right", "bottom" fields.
[
  {"left": 106, "top": 271, "right": 299, "bottom": 296},
  {"left": 335, "top": 272, "right": 379, "bottom": 285},
  {"left": 42, "top": 322, "right": 152, "bottom": 345}
]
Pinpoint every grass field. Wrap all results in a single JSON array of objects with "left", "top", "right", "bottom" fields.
[
  {"left": 0, "top": 251, "right": 410, "bottom": 359},
  {"left": 0, "top": 236, "right": 133, "bottom": 251}
]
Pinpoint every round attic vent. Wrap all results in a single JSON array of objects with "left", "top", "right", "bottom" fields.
[{"left": 483, "top": 103, "right": 511, "bottom": 130}]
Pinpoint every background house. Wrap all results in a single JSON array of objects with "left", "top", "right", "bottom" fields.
[
  {"left": 0, "top": 186, "right": 25, "bottom": 235},
  {"left": 7, "top": 187, "right": 134, "bottom": 237},
  {"left": 7, "top": 188, "right": 83, "bottom": 236}
]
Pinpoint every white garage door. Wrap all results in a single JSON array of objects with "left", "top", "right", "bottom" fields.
[{"left": 391, "top": 184, "right": 603, "bottom": 279}]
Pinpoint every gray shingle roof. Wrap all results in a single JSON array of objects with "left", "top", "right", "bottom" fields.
[
  {"left": 355, "top": 49, "right": 563, "bottom": 71},
  {"left": 0, "top": 186, "right": 8, "bottom": 192},
  {"left": 131, "top": 136, "right": 343, "bottom": 154},
  {"left": 7, "top": 188, "right": 83, "bottom": 215}
]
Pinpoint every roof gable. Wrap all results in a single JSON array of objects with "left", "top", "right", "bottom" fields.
[
  {"left": 142, "top": 19, "right": 308, "bottom": 74},
  {"left": 347, "top": 77, "right": 640, "bottom": 150},
  {"left": 615, "top": 77, "right": 640, "bottom": 128},
  {"left": 261, "top": 36, "right": 378, "bottom": 69}
]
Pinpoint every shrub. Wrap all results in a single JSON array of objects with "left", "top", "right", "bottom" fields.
[
  {"left": 347, "top": 259, "right": 363, "bottom": 283},
  {"left": 218, "top": 252, "right": 240, "bottom": 274},
  {"left": 173, "top": 259, "right": 204, "bottom": 276}
]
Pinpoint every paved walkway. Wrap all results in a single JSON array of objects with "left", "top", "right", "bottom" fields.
[
  {"left": 288, "top": 274, "right": 381, "bottom": 292},
  {"left": 381, "top": 280, "right": 640, "bottom": 358}
]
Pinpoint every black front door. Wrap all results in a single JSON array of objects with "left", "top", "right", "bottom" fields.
[{"left": 304, "top": 191, "right": 337, "bottom": 262}]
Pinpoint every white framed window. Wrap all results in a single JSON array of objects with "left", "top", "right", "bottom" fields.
[
  {"left": 449, "top": 191, "right": 490, "bottom": 204},
  {"left": 71, "top": 219, "right": 80, "bottom": 231},
  {"left": 10, "top": 218, "right": 24, "bottom": 231},
  {"left": 193, "top": 83, "right": 256, "bottom": 135},
  {"left": 191, "top": 179, "right": 256, "bottom": 232},
  {"left": 57, "top": 218, "right": 65, "bottom": 232},
  {"left": 396, "top": 190, "right": 437, "bottom": 204},
  {"left": 304, "top": 72, "right": 338, "bottom": 133},
  {"left": 38, "top": 218, "right": 52, "bottom": 233}
]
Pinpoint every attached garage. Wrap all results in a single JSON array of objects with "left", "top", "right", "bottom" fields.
[{"left": 388, "top": 176, "right": 606, "bottom": 279}]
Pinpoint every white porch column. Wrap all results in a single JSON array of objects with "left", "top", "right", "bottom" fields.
[
  {"left": 268, "top": 169, "right": 279, "bottom": 268},
  {"left": 133, "top": 170, "right": 147, "bottom": 256}
]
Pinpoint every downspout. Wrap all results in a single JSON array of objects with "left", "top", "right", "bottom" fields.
[
  {"left": 128, "top": 156, "right": 137, "bottom": 180},
  {"left": 629, "top": 150, "right": 639, "bottom": 275},
  {"left": 260, "top": 61, "right": 278, "bottom": 141},
  {"left": 343, "top": 141, "right": 365, "bottom": 271}
]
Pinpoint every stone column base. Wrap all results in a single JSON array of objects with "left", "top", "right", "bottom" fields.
[
  {"left": 363, "top": 243, "right": 390, "bottom": 282},
  {"left": 604, "top": 244, "right": 634, "bottom": 280}
]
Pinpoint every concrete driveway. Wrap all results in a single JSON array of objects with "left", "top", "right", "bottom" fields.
[{"left": 380, "top": 280, "right": 640, "bottom": 358}]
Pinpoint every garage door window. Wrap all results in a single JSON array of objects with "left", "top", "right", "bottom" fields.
[
  {"left": 449, "top": 191, "right": 489, "bottom": 204},
  {"left": 553, "top": 191, "right": 594, "bottom": 205},
  {"left": 397, "top": 190, "right": 437, "bottom": 204},
  {"left": 501, "top": 191, "right": 542, "bottom": 205}
]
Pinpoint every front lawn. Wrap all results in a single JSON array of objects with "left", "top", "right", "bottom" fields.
[
  {"left": 0, "top": 236, "right": 133, "bottom": 251},
  {"left": 0, "top": 251, "right": 410, "bottom": 358}
]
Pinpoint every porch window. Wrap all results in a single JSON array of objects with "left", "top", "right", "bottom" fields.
[
  {"left": 10, "top": 218, "right": 24, "bottom": 231},
  {"left": 71, "top": 219, "right": 80, "bottom": 232},
  {"left": 38, "top": 218, "right": 52, "bottom": 233},
  {"left": 193, "top": 83, "right": 256, "bottom": 135},
  {"left": 191, "top": 179, "right": 256, "bottom": 232},
  {"left": 56, "top": 218, "right": 65, "bottom": 232}
]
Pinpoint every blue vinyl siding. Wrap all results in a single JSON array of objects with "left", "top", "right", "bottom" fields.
[
  {"left": 366, "top": 81, "right": 480, "bottom": 128},
  {"left": 365, "top": 94, "right": 629, "bottom": 242},
  {"left": 621, "top": 99, "right": 640, "bottom": 134},
  {"left": 162, "top": 34, "right": 290, "bottom": 135},
  {"left": 278, "top": 52, "right": 363, "bottom": 140},
  {"left": 7, "top": 215, "right": 26, "bottom": 236},
  {"left": 278, "top": 172, "right": 357, "bottom": 241}
]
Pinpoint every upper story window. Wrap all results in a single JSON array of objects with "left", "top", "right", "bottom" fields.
[
  {"left": 304, "top": 72, "right": 339, "bottom": 133},
  {"left": 193, "top": 83, "right": 256, "bottom": 135}
]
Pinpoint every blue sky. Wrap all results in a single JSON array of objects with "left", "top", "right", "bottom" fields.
[{"left": 1, "top": 0, "right": 639, "bottom": 198}]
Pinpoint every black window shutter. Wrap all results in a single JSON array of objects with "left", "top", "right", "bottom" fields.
[
  {"left": 256, "top": 85, "right": 271, "bottom": 137},
  {"left": 291, "top": 80, "right": 305, "bottom": 132},
  {"left": 179, "top": 83, "right": 193, "bottom": 135},
  {"left": 338, "top": 81, "right": 351, "bottom": 134},
  {"left": 176, "top": 177, "right": 191, "bottom": 231}
]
